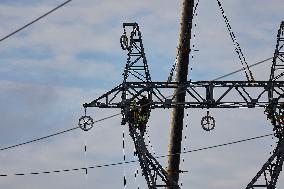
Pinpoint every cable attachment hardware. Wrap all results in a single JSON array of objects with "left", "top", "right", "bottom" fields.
[
  {"left": 201, "top": 111, "right": 215, "bottom": 131},
  {"left": 120, "top": 29, "right": 129, "bottom": 50},
  {"left": 78, "top": 108, "right": 94, "bottom": 131}
]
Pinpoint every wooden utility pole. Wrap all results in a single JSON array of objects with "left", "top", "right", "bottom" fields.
[{"left": 167, "top": 0, "right": 194, "bottom": 187}]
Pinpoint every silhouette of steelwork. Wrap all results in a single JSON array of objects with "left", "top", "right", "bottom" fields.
[
  {"left": 121, "top": 23, "right": 151, "bottom": 83},
  {"left": 270, "top": 21, "right": 284, "bottom": 82},
  {"left": 84, "top": 81, "right": 284, "bottom": 109},
  {"left": 86, "top": 23, "right": 178, "bottom": 188},
  {"left": 246, "top": 21, "right": 284, "bottom": 189},
  {"left": 83, "top": 19, "right": 284, "bottom": 189},
  {"left": 129, "top": 123, "right": 179, "bottom": 188}
]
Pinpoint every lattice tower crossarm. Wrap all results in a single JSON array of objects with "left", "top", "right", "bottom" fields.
[{"left": 83, "top": 81, "right": 284, "bottom": 109}]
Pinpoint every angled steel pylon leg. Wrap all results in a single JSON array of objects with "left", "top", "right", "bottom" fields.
[
  {"left": 129, "top": 124, "right": 180, "bottom": 189},
  {"left": 246, "top": 138, "right": 284, "bottom": 189},
  {"left": 246, "top": 21, "right": 284, "bottom": 189}
]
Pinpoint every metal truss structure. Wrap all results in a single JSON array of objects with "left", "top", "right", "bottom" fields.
[
  {"left": 84, "top": 81, "right": 284, "bottom": 109},
  {"left": 121, "top": 23, "right": 151, "bottom": 83},
  {"left": 129, "top": 124, "right": 179, "bottom": 188},
  {"left": 270, "top": 21, "right": 284, "bottom": 82},
  {"left": 245, "top": 21, "right": 284, "bottom": 189},
  {"left": 83, "top": 22, "right": 284, "bottom": 189},
  {"left": 88, "top": 23, "right": 177, "bottom": 188}
]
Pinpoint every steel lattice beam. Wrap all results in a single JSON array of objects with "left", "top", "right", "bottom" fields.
[{"left": 84, "top": 81, "right": 284, "bottom": 109}]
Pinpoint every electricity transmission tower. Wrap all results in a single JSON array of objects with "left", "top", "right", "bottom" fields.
[{"left": 80, "top": 0, "right": 284, "bottom": 188}]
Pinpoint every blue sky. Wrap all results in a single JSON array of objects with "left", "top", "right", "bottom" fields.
[{"left": 0, "top": 0, "right": 284, "bottom": 189}]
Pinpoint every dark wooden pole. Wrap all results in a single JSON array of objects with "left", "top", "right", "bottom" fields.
[{"left": 167, "top": 0, "right": 194, "bottom": 187}]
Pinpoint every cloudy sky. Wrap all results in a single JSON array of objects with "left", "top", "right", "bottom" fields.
[{"left": 0, "top": 0, "right": 284, "bottom": 188}]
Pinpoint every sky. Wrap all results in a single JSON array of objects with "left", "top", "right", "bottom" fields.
[{"left": 0, "top": 0, "right": 284, "bottom": 189}]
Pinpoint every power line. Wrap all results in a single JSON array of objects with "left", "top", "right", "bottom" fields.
[
  {"left": 0, "top": 0, "right": 73, "bottom": 43},
  {"left": 0, "top": 133, "right": 273, "bottom": 177},
  {"left": 212, "top": 57, "right": 273, "bottom": 81},
  {"left": 0, "top": 57, "right": 272, "bottom": 152},
  {"left": 0, "top": 126, "right": 79, "bottom": 151},
  {"left": 156, "top": 133, "right": 274, "bottom": 158},
  {"left": 0, "top": 113, "right": 121, "bottom": 152}
]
